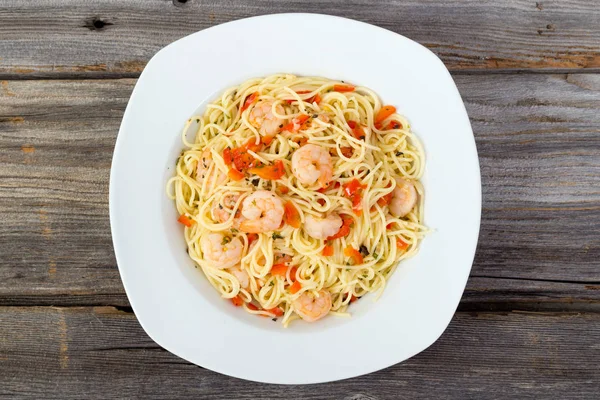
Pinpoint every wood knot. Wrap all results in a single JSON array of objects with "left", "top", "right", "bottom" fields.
[
  {"left": 173, "top": 0, "right": 189, "bottom": 6},
  {"left": 83, "top": 17, "right": 113, "bottom": 31}
]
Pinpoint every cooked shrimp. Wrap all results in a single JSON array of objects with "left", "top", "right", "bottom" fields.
[
  {"left": 228, "top": 265, "right": 250, "bottom": 289},
  {"left": 249, "top": 100, "right": 286, "bottom": 137},
  {"left": 389, "top": 178, "right": 417, "bottom": 217},
  {"left": 212, "top": 194, "right": 243, "bottom": 228},
  {"left": 291, "top": 144, "right": 333, "bottom": 187},
  {"left": 303, "top": 214, "right": 342, "bottom": 240},
  {"left": 293, "top": 290, "right": 332, "bottom": 322},
  {"left": 239, "top": 190, "right": 284, "bottom": 233},
  {"left": 201, "top": 233, "right": 243, "bottom": 269},
  {"left": 196, "top": 148, "right": 226, "bottom": 187}
]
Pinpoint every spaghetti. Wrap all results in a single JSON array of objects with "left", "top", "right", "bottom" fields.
[{"left": 167, "top": 74, "right": 427, "bottom": 326}]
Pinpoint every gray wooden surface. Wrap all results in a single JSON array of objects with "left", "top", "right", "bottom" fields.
[{"left": 1, "top": 0, "right": 599, "bottom": 398}]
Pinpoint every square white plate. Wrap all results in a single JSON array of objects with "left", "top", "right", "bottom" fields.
[{"left": 110, "top": 13, "right": 480, "bottom": 384}]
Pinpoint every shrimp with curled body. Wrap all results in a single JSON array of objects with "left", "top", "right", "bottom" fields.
[
  {"left": 212, "top": 193, "right": 244, "bottom": 228},
  {"left": 291, "top": 144, "right": 333, "bottom": 188},
  {"left": 196, "top": 148, "right": 226, "bottom": 187},
  {"left": 201, "top": 233, "right": 243, "bottom": 269},
  {"left": 389, "top": 178, "right": 417, "bottom": 217},
  {"left": 249, "top": 100, "right": 287, "bottom": 137},
  {"left": 228, "top": 265, "right": 250, "bottom": 289},
  {"left": 293, "top": 290, "right": 332, "bottom": 322},
  {"left": 239, "top": 190, "right": 284, "bottom": 233},
  {"left": 303, "top": 213, "right": 342, "bottom": 240}
]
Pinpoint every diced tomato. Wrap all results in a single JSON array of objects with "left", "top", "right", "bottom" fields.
[
  {"left": 343, "top": 178, "right": 366, "bottom": 214},
  {"left": 344, "top": 245, "right": 364, "bottom": 265},
  {"left": 327, "top": 214, "right": 353, "bottom": 240},
  {"left": 246, "top": 303, "right": 259, "bottom": 311},
  {"left": 343, "top": 178, "right": 365, "bottom": 198},
  {"left": 248, "top": 160, "right": 285, "bottom": 180},
  {"left": 247, "top": 233, "right": 259, "bottom": 245},
  {"left": 270, "top": 263, "right": 288, "bottom": 277},
  {"left": 283, "top": 201, "right": 301, "bottom": 228},
  {"left": 350, "top": 295, "right": 358, "bottom": 303},
  {"left": 177, "top": 214, "right": 194, "bottom": 227},
  {"left": 240, "top": 92, "right": 259, "bottom": 112},
  {"left": 333, "top": 84, "right": 355, "bottom": 92},
  {"left": 244, "top": 138, "right": 262, "bottom": 152},
  {"left": 266, "top": 307, "right": 284, "bottom": 317},
  {"left": 278, "top": 184, "right": 289, "bottom": 194},
  {"left": 227, "top": 168, "right": 244, "bottom": 181},
  {"left": 386, "top": 120, "right": 403, "bottom": 130},
  {"left": 340, "top": 146, "right": 353, "bottom": 158},
  {"left": 317, "top": 181, "right": 334, "bottom": 193},
  {"left": 352, "top": 125, "right": 365, "bottom": 140},
  {"left": 231, "top": 296, "right": 243, "bottom": 307},
  {"left": 322, "top": 244, "right": 334, "bottom": 256},
  {"left": 292, "top": 136, "right": 309, "bottom": 147},
  {"left": 295, "top": 114, "right": 310, "bottom": 126},
  {"left": 227, "top": 138, "right": 263, "bottom": 171},
  {"left": 289, "top": 266, "right": 298, "bottom": 282},
  {"left": 262, "top": 135, "right": 274, "bottom": 146},
  {"left": 375, "top": 105, "right": 396, "bottom": 124},
  {"left": 231, "top": 148, "right": 255, "bottom": 170},
  {"left": 223, "top": 147, "right": 232, "bottom": 166},
  {"left": 377, "top": 187, "right": 394, "bottom": 207},
  {"left": 346, "top": 120, "right": 365, "bottom": 140},
  {"left": 289, "top": 281, "right": 302, "bottom": 294},
  {"left": 386, "top": 223, "right": 393, "bottom": 230},
  {"left": 397, "top": 237, "right": 409, "bottom": 251},
  {"left": 309, "top": 93, "right": 322, "bottom": 104},
  {"left": 282, "top": 114, "right": 311, "bottom": 132}
]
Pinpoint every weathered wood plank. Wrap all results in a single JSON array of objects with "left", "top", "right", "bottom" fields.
[
  {"left": 463, "top": 73, "right": 600, "bottom": 281},
  {"left": 1, "top": 306, "right": 598, "bottom": 398},
  {"left": 2, "top": 276, "right": 600, "bottom": 312},
  {"left": 0, "top": 74, "right": 599, "bottom": 306},
  {"left": 1, "top": 0, "right": 600, "bottom": 77}
]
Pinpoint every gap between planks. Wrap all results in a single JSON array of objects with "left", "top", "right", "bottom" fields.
[
  {"left": 1, "top": 68, "right": 600, "bottom": 81},
  {"left": 1, "top": 300, "right": 598, "bottom": 314}
]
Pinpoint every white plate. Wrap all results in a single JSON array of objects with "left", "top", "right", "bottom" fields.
[{"left": 110, "top": 13, "right": 480, "bottom": 384}]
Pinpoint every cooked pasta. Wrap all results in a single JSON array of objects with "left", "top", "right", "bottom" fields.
[{"left": 166, "top": 74, "right": 427, "bottom": 326}]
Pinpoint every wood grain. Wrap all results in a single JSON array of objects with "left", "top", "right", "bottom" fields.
[
  {"left": 1, "top": 306, "right": 598, "bottom": 398},
  {"left": 0, "top": 74, "right": 599, "bottom": 307},
  {"left": 1, "top": 0, "right": 600, "bottom": 77}
]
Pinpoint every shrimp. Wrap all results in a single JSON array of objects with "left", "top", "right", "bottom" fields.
[
  {"left": 228, "top": 265, "right": 250, "bottom": 289},
  {"left": 201, "top": 233, "right": 243, "bottom": 269},
  {"left": 293, "top": 290, "right": 332, "bottom": 322},
  {"left": 249, "top": 100, "right": 286, "bottom": 137},
  {"left": 239, "top": 190, "right": 284, "bottom": 233},
  {"left": 303, "top": 213, "right": 342, "bottom": 240},
  {"left": 196, "top": 148, "right": 226, "bottom": 187},
  {"left": 291, "top": 144, "right": 333, "bottom": 187},
  {"left": 212, "top": 194, "right": 243, "bottom": 228},
  {"left": 389, "top": 178, "right": 417, "bottom": 217}
]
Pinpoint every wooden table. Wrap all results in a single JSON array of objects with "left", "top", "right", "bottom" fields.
[{"left": 1, "top": 1, "right": 599, "bottom": 398}]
